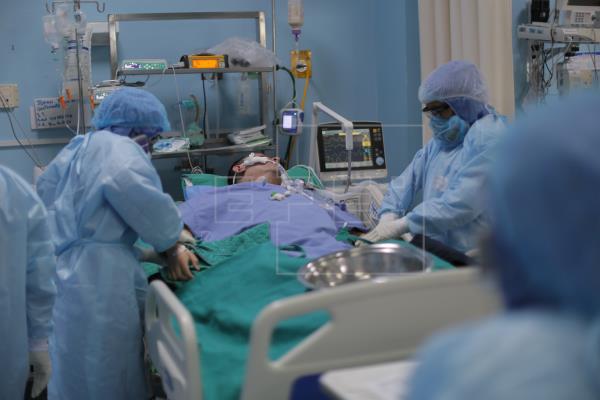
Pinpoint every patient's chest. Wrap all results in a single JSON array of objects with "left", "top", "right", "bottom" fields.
[{"left": 179, "top": 183, "right": 359, "bottom": 258}]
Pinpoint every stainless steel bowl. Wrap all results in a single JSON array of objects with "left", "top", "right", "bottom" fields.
[{"left": 298, "top": 243, "right": 433, "bottom": 290}]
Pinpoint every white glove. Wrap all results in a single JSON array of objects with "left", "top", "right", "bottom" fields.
[
  {"left": 179, "top": 229, "right": 196, "bottom": 245},
  {"left": 357, "top": 213, "right": 409, "bottom": 246},
  {"left": 166, "top": 244, "right": 200, "bottom": 281},
  {"left": 29, "top": 350, "right": 51, "bottom": 397}
]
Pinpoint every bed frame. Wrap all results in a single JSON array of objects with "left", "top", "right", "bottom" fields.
[
  {"left": 145, "top": 280, "right": 202, "bottom": 399},
  {"left": 145, "top": 268, "right": 500, "bottom": 400}
]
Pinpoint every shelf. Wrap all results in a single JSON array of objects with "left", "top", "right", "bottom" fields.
[
  {"left": 151, "top": 138, "right": 274, "bottom": 160},
  {"left": 117, "top": 67, "right": 274, "bottom": 76},
  {"left": 108, "top": 11, "right": 276, "bottom": 152},
  {"left": 517, "top": 24, "right": 600, "bottom": 43}
]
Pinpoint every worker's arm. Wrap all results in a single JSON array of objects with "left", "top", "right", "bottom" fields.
[
  {"left": 102, "top": 142, "right": 183, "bottom": 253},
  {"left": 379, "top": 147, "right": 427, "bottom": 217},
  {"left": 26, "top": 198, "right": 57, "bottom": 345},
  {"left": 135, "top": 228, "right": 199, "bottom": 281},
  {"left": 102, "top": 141, "right": 200, "bottom": 280},
  {"left": 406, "top": 117, "right": 504, "bottom": 233}
]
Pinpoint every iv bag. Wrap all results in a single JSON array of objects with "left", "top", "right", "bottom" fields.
[
  {"left": 42, "top": 15, "right": 61, "bottom": 51},
  {"left": 288, "top": 0, "right": 304, "bottom": 29}
]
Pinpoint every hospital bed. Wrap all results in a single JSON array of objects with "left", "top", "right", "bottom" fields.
[
  {"left": 145, "top": 268, "right": 500, "bottom": 400},
  {"left": 144, "top": 168, "right": 494, "bottom": 399}
]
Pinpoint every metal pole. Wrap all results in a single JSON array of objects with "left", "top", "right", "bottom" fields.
[
  {"left": 271, "top": 0, "right": 278, "bottom": 158},
  {"left": 108, "top": 14, "right": 118, "bottom": 78},
  {"left": 345, "top": 150, "right": 352, "bottom": 193},
  {"left": 271, "top": 0, "right": 276, "bottom": 54},
  {"left": 75, "top": 28, "right": 86, "bottom": 134},
  {"left": 311, "top": 102, "right": 355, "bottom": 192}
]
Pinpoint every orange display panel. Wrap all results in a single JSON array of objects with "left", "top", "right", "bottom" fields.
[{"left": 189, "top": 55, "right": 227, "bottom": 69}]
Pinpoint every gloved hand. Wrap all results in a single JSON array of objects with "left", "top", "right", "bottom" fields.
[
  {"left": 357, "top": 213, "right": 409, "bottom": 246},
  {"left": 29, "top": 350, "right": 51, "bottom": 398},
  {"left": 166, "top": 244, "right": 200, "bottom": 281},
  {"left": 178, "top": 228, "right": 196, "bottom": 245}
]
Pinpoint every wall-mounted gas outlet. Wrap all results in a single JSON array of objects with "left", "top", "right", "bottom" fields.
[
  {"left": 291, "top": 50, "right": 312, "bottom": 78},
  {"left": 0, "top": 84, "right": 19, "bottom": 108}
]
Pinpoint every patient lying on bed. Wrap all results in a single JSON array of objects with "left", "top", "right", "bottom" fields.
[
  {"left": 228, "top": 152, "right": 283, "bottom": 185},
  {"left": 179, "top": 153, "right": 365, "bottom": 259}
]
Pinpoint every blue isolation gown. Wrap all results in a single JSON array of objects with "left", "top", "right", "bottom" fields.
[
  {"left": 380, "top": 114, "right": 505, "bottom": 252},
  {"left": 0, "top": 166, "right": 56, "bottom": 400},
  {"left": 37, "top": 130, "right": 183, "bottom": 400},
  {"left": 407, "top": 311, "right": 600, "bottom": 400}
]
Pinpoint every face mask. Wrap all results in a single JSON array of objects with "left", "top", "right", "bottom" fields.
[
  {"left": 108, "top": 126, "right": 161, "bottom": 153},
  {"left": 429, "top": 115, "right": 469, "bottom": 148},
  {"left": 131, "top": 134, "right": 150, "bottom": 154}
]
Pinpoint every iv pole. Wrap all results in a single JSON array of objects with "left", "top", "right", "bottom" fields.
[
  {"left": 46, "top": 0, "right": 105, "bottom": 134},
  {"left": 75, "top": 24, "right": 85, "bottom": 134}
]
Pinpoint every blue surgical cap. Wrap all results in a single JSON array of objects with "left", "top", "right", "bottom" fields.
[
  {"left": 445, "top": 97, "right": 489, "bottom": 126},
  {"left": 91, "top": 87, "right": 171, "bottom": 134},
  {"left": 419, "top": 60, "right": 489, "bottom": 105},
  {"left": 488, "top": 92, "right": 600, "bottom": 317}
]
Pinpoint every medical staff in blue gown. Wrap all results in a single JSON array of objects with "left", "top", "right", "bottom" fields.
[
  {"left": 0, "top": 166, "right": 56, "bottom": 399},
  {"left": 406, "top": 93, "right": 600, "bottom": 400},
  {"left": 362, "top": 60, "right": 506, "bottom": 252},
  {"left": 37, "top": 87, "right": 198, "bottom": 400}
]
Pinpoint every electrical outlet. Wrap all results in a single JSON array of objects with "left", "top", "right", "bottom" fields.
[
  {"left": 290, "top": 50, "right": 312, "bottom": 78},
  {"left": 0, "top": 84, "right": 19, "bottom": 108}
]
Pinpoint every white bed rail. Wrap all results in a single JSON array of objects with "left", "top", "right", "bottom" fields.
[
  {"left": 146, "top": 281, "right": 203, "bottom": 400},
  {"left": 241, "top": 268, "right": 500, "bottom": 400}
]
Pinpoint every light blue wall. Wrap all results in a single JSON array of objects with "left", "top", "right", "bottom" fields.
[
  {"left": 0, "top": 0, "right": 78, "bottom": 181},
  {"left": 279, "top": 0, "right": 380, "bottom": 167},
  {"left": 374, "top": 0, "right": 422, "bottom": 177},
  {"left": 0, "top": 0, "right": 420, "bottom": 197}
]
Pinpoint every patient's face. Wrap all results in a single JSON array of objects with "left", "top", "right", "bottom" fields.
[
  {"left": 240, "top": 163, "right": 281, "bottom": 184},
  {"left": 233, "top": 154, "right": 282, "bottom": 185}
]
